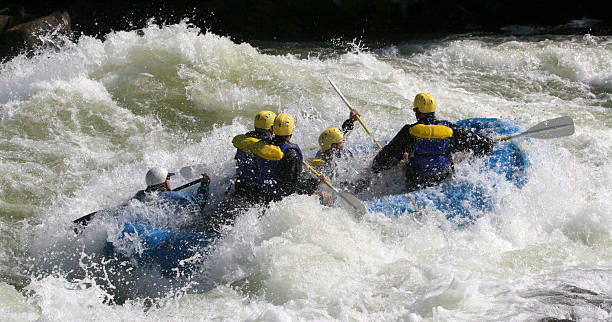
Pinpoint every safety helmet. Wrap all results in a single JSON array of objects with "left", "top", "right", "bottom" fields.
[
  {"left": 145, "top": 167, "right": 174, "bottom": 186},
  {"left": 273, "top": 113, "right": 295, "bottom": 136},
  {"left": 318, "top": 127, "right": 344, "bottom": 151},
  {"left": 254, "top": 110, "right": 276, "bottom": 130},
  {"left": 413, "top": 92, "right": 436, "bottom": 113}
]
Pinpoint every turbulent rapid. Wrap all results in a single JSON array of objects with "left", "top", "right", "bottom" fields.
[{"left": 0, "top": 21, "right": 610, "bottom": 321}]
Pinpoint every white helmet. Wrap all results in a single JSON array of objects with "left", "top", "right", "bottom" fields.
[{"left": 145, "top": 167, "right": 174, "bottom": 186}]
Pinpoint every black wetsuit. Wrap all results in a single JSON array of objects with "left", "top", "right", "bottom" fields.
[
  {"left": 263, "top": 136, "right": 320, "bottom": 203},
  {"left": 201, "top": 136, "right": 319, "bottom": 233},
  {"left": 340, "top": 117, "right": 355, "bottom": 136},
  {"left": 372, "top": 115, "right": 493, "bottom": 191}
]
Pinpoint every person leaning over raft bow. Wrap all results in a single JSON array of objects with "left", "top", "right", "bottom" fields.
[
  {"left": 132, "top": 166, "right": 210, "bottom": 213},
  {"left": 252, "top": 112, "right": 328, "bottom": 203},
  {"left": 370, "top": 92, "right": 494, "bottom": 192},
  {"left": 232, "top": 110, "right": 276, "bottom": 203}
]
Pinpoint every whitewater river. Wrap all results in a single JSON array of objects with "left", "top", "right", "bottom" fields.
[{"left": 1, "top": 21, "right": 610, "bottom": 321}]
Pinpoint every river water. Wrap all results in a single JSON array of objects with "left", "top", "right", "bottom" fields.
[{"left": 0, "top": 21, "right": 610, "bottom": 321}]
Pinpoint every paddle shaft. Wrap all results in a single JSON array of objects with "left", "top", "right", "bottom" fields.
[
  {"left": 172, "top": 178, "right": 203, "bottom": 192},
  {"left": 73, "top": 177, "right": 203, "bottom": 226},
  {"left": 328, "top": 79, "right": 383, "bottom": 149},
  {"left": 303, "top": 160, "right": 335, "bottom": 190}
]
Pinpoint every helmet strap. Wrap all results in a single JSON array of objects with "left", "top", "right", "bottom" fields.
[{"left": 145, "top": 183, "right": 165, "bottom": 192}]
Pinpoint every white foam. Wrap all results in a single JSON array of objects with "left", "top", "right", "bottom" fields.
[{"left": 0, "top": 22, "right": 610, "bottom": 321}]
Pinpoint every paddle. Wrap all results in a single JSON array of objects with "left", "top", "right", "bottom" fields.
[
  {"left": 179, "top": 163, "right": 208, "bottom": 180},
  {"left": 328, "top": 78, "right": 383, "bottom": 149},
  {"left": 72, "top": 177, "right": 204, "bottom": 229},
  {"left": 495, "top": 116, "right": 575, "bottom": 141},
  {"left": 303, "top": 160, "right": 367, "bottom": 220}
]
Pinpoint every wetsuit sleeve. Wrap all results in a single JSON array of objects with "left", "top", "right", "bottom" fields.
[
  {"left": 371, "top": 125, "right": 413, "bottom": 173},
  {"left": 172, "top": 183, "right": 209, "bottom": 210},
  {"left": 294, "top": 175, "right": 320, "bottom": 195},
  {"left": 341, "top": 118, "right": 355, "bottom": 135},
  {"left": 278, "top": 148, "right": 319, "bottom": 196},
  {"left": 448, "top": 124, "right": 494, "bottom": 156},
  {"left": 131, "top": 190, "right": 146, "bottom": 202}
]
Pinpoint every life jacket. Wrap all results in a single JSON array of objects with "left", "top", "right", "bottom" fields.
[
  {"left": 233, "top": 131, "right": 265, "bottom": 193},
  {"left": 253, "top": 139, "right": 303, "bottom": 197},
  {"left": 408, "top": 121, "right": 454, "bottom": 177}
]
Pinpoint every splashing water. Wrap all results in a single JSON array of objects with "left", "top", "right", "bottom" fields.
[{"left": 0, "top": 21, "right": 611, "bottom": 321}]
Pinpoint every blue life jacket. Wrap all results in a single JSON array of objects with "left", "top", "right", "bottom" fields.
[
  {"left": 409, "top": 121, "right": 453, "bottom": 177},
  {"left": 234, "top": 131, "right": 267, "bottom": 193},
  {"left": 255, "top": 140, "right": 303, "bottom": 197},
  {"left": 235, "top": 149, "right": 256, "bottom": 182}
]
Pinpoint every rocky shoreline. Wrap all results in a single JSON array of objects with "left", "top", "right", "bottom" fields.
[{"left": 1, "top": 0, "right": 611, "bottom": 61}]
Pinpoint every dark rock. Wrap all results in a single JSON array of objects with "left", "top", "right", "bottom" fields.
[
  {"left": 0, "top": 4, "right": 25, "bottom": 18},
  {"left": 0, "top": 10, "right": 70, "bottom": 61},
  {"left": 0, "top": 15, "right": 11, "bottom": 32},
  {"left": 0, "top": 3, "right": 27, "bottom": 27},
  {"left": 3, "top": 0, "right": 612, "bottom": 52}
]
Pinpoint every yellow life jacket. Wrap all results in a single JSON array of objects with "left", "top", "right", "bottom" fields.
[
  {"left": 232, "top": 134, "right": 261, "bottom": 151},
  {"left": 251, "top": 140, "right": 284, "bottom": 161},
  {"left": 409, "top": 124, "right": 453, "bottom": 139}
]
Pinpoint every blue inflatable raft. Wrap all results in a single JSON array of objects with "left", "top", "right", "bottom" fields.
[
  {"left": 102, "top": 118, "right": 528, "bottom": 272},
  {"left": 104, "top": 223, "right": 219, "bottom": 277},
  {"left": 367, "top": 118, "right": 530, "bottom": 224}
]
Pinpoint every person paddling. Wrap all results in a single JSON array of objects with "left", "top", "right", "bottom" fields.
[
  {"left": 200, "top": 113, "right": 330, "bottom": 232},
  {"left": 197, "top": 111, "right": 277, "bottom": 232},
  {"left": 232, "top": 110, "right": 276, "bottom": 203},
  {"left": 371, "top": 93, "right": 494, "bottom": 192},
  {"left": 314, "top": 109, "right": 359, "bottom": 177},
  {"left": 312, "top": 109, "right": 369, "bottom": 198},
  {"left": 252, "top": 112, "right": 327, "bottom": 203}
]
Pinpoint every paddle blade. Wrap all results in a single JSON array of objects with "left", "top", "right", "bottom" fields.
[
  {"left": 72, "top": 209, "right": 106, "bottom": 234},
  {"left": 73, "top": 210, "right": 98, "bottom": 226},
  {"left": 179, "top": 164, "right": 208, "bottom": 180},
  {"left": 337, "top": 192, "right": 367, "bottom": 221},
  {"left": 518, "top": 116, "right": 575, "bottom": 139}
]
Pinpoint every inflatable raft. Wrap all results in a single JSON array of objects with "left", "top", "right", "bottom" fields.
[
  {"left": 102, "top": 118, "right": 529, "bottom": 272},
  {"left": 367, "top": 118, "right": 530, "bottom": 224},
  {"left": 103, "top": 222, "right": 219, "bottom": 277}
]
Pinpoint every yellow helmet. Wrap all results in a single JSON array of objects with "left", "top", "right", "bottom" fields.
[
  {"left": 273, "top": 113, "right": 295, "bottom": 136},
  {"left": 318, "top": 127, "right": 344, "bottom": 151},
  {"left": 413, "top": 92, "right": 436, "bottom": 113},
  {"left": 254, "top": 110, "right": 276, "bottom": 130}
]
